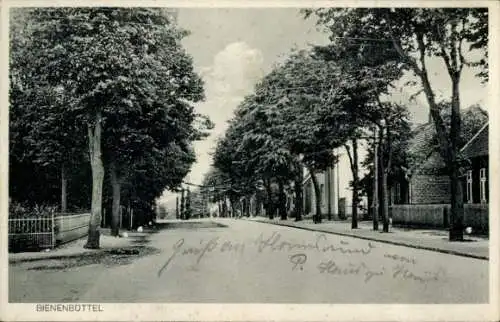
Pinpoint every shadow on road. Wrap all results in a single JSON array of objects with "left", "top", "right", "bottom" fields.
[
  {"left": 155, "top": 221, "right": 228, "bottom": 230},
  {"left": 23, "top": 246, "right": 161, "bottom": 271}
]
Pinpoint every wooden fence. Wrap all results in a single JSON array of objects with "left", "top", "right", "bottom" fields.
[
  {"left": 8, "top": 213, "right": 91, "bottom": 252},
  {"left": 390, "top": 204, "right": 489, "bottom": 234}
]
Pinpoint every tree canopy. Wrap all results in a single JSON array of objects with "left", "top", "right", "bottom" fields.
[{"left": 10, "top": 8, "right": 210, "bottom": 246}]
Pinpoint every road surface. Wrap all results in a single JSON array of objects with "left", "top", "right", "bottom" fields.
[{"left": 10, "top": 218, "right": 488, "bottom": 303}]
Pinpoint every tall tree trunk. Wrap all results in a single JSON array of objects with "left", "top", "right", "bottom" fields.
[
  {"left": 264, "top": 179, "right": 273, "bottom": 219},
  {"left": 230, "top": 195, "right": 236, "bottom": 218},
  {"left": 410, "top": 32, "right": 463, "bottom": 241},
  {"left": 110, "top": 160, "right": 121, "bottom": 236},
  {"left": 381, "top": 169, "right": 389, "bottom": 233},
  {"left": 326, "top": 168, "right": 332, "bottom": 221},
  {"left": 185, "top": 188, "right": 191, "bottom": 220},
  {"left": 180, "top": 189, "right": 185, "bottom": 220},
  {"left": 377, "top": 141, "right": 384, "bottom": 230},
  {"left": 278, "top": 180, "right": 287, "bottom": 220},
  {"left": 352, "top": 139, "right": 359, "bottom": 229},
  {"left": 309, "top": 168, "right": 322, "bottom": 224},
  {"left": 85, "top": 112, "right": 104, "bottom": 249},
  {"left": 244, "top": 197, "right": 250, "bottom": 217},
  {"left": 175, "top": 196, "right": 179, "bottom": 219},
  {"left": 222, "top": 196, "right": 228, "bottom": 217},
  {"left": 378, "top": 127, "right": 389, "bottom": 233},
  {"left": 61, "top": 165, "right": 67, "bottom": 213},
  {"left": 449, "top": 77, "right": 464, "bottom": 240},
  {"left": 294, "top": 170, "right": 304, "bottom": 221},
  {"left": 372, "top": 128, "right": 379, "bottom": 231},
  {"left": 345, "top": 139, "right": 360, "bottom": 229}
]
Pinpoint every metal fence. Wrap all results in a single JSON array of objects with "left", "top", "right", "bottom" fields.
[
  {"left": 8, "top": 213, "right": 91, "bottom": 252},
  {"left": 8, "top": 215, "right": 55, "bottom": 251}
]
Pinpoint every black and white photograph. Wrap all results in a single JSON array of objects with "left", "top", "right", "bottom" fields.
[{"left": 2, "top": 1, "right": 499, "bottom": 321}]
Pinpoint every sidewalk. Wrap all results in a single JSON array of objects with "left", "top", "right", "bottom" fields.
[
  {"left": 249, "top": 217, "right": 489, "bottom": 260},
  {"left": 9, "top": 228, "right": 153, "bottom": 264}
]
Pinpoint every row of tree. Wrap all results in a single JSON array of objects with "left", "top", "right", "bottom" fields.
[
  {"left": 204, "top": 8, "right": 488, "bottom": 241},
  {"left": 175, "top": 187, "right": 193, "bottom": 220},
  {"left": 9, "top": 8, "right": 212, "bottom": 248}
]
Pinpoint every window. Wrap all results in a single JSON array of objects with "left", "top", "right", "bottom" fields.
[
  {"left": 395, "top": 183, "right": 401, "bottom": 204},
  {"left": 480, "top": 168, "right": 487, "bottom": 203},
  {"left": 466, "top": 170, "right": 473, "bottom": 204},
  {"left": 320, "top": 184, "right": 325, "bottom": 206}
]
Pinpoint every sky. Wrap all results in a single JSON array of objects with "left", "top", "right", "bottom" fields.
[{"left": 158, "top": 8, "right": 487, "bottom": 208}]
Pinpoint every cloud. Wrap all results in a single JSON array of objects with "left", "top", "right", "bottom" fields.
[
  {"left": 198, "top": 42, "right": 264, "bottom": 128},
  {"left": 191, "top": 42, "right": 264, "bottom": 178},
  {"left": 206, "top": 42, "right": 264, "bottom": 96},
  {"left": 159, "top": 42, "right": 264, "bottom": 205}
]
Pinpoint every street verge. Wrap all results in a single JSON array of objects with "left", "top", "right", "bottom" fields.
[{"left": 251, "top": 218, "right": 489, "bottom": 261}]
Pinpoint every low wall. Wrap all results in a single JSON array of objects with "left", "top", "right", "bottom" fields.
[
  {"left": 390, "top": 204, "right": 489, "bottom": 234},
  {"left": 54, "top": 213, "right": 90, "bottom": 245}
]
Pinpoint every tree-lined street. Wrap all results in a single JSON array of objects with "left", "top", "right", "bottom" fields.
[
  {"left": 200, "top": 8, "right": 489, "bottom": 243},
  {"left": 7, "top": 6, "right": 492, "bottom": 311}
]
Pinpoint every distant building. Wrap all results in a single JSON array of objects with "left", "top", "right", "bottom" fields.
[
  {"left": 302, "top": 167, "right": 337, "bottom": 218},
  {"left": 302, "top": 142, "right": 369, "bottom": 220}
]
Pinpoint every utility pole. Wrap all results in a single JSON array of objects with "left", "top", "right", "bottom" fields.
[
  {"left": 373, "top": 127, "right": 379, "bottom": 231},
  {"left": 336, "top": 160, "right": 340, "bottom": 220},
  {"left": 380, "top": 121, "right": 390, "bottom": 233},
  {"left": 327, "top": 167, "right": 332, "bottom": 221}
]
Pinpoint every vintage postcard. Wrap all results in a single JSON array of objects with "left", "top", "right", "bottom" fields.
[{"left": 1, "top": 0, "right": 499, "bottom": 321}]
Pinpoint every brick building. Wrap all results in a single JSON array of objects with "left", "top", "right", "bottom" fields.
[
  {"left": 391, "top": 122, "right": 451, "bottom": 205},
  {"left": 391, "top": 107, "right": 489, "bottom": 206},
  {"left": 390, "top": 112, "right": 489, "bottom": 233}
]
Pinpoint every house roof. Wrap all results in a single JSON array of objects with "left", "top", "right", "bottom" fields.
[
  {"left": 460, "top": 123, "right": 488, "bottom": 159},
  {"left": 409, "top": 123, "right": 436, "bottom": 155},
  {"left": 407, "top": 123, "right": 443, "bottom": 172},
  {"left": 408, "top": 106, "right": 488, "bottom": 172}
]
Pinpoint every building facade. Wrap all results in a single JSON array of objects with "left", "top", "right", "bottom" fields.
[
  {"left": 302, "top": 143, "right": 369, "bottom": 219},
  {"left": 303, "top": 166, "right": 338, "bottom": 218},
  {"left": 461, "top": 123, "right": 489, "bottom": 205}
]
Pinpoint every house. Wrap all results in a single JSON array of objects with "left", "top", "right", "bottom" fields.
[
  {"left": 389, "top": 113, "right": 489, "bottom": 233},
  {"left": 391, "top": 106, "right": 489, "bottom": 206},
  {"left": 391, "top": 122, "right": 451, "bottom": 206}
]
